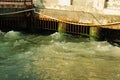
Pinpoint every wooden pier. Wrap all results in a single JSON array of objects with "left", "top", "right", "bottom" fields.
[
  {"left": 33, "top": 9, "right": 120, "bottom": 40},
  {"left": 0, "top": 0, "right": 34, "bottom": 31},
  {"left": 0, "top": 0, "right": 33, "bottom": 14},
  {"left": 0, "top": 0, "right": 33, "bottom": 8},
  {"left": 0, "top": 1, "right": 120, "bottom": 41}
]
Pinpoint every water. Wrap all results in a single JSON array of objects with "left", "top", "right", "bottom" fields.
[{"left": 0, "top": 30, "right": 120, "bottom": 80}]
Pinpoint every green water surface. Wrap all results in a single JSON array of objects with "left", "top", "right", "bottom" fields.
[{"left": 0, "top": 31, "right": 120, "bottom": 80}]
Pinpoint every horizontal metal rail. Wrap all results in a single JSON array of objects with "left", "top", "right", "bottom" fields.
[
  {"left": 0, "top": 0, "right": 32, "bottom": 2},
  {"left": 0, "top": 0, "right": 33, "bottom": 9},
  {"left": 0, "top": 8, "right": 35, "bottom": 15},
  {"left": 0, "top": 0, "right": 33, "bottom": 5}
]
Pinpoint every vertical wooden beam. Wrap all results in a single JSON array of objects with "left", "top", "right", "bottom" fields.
[
  {"left": 90, "top": 26, "right": 99, "bottom": 40},
  {"left": 58, "top": 22, "right": 66, "bottom": 33}
]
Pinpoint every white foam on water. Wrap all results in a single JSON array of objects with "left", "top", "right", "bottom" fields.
[
  {"left": 4, "top": 31, "right": 21, "bottom": 40},
  {"left": 0, "top": 30, "right": 4, "bottom": 35},
  {"left": 0, "top": 31, "right": 120, "bottom": 80},
  {"left": 13, "top": 39, "right": 28, "bottom": 47},
  {"left": 91, "top": 41, "right": 112, "bottom": 52},
  {"left": 50, "top": 32, "right": 62, "bottom": 39}
]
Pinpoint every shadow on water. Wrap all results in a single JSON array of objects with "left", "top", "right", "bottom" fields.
[
  {"left": 108, "top": 40, "right": 120, "bottom": 47},
  {"left": 99, "top": 28, "right": 120, "bottom": 47}
]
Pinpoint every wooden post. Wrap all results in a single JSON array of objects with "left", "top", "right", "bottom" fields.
[
  {"left": 90, "top": 26, "right": 99, "bottom": 40},
  {"left": 58, "top": 22, "right": 66, "bottom": 33}
]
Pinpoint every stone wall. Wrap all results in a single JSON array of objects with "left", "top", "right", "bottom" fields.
[
  {"left": 106, "top": 0, "right": 120, "bottom": 9},
  {"left": 36, "top": 0, "right": 96, "bottom": 13}
]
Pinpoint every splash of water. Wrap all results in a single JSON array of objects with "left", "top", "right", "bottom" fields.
[
  {"left": 4, "top": 31, "right": 21, "bottom": 40},
  {"left": 0, "top": 30, "right": 4, "bottom": 35}
]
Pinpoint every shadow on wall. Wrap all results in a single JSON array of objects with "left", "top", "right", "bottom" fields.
[{"left": 34, "top": 0, "right": 45, "bottom": 11}]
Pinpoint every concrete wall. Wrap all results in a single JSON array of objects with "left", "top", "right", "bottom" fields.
[
  {"left": 39, "top": 0, "right": 96, "bottom": 12},
  {"left": 34, "top": 0, "right": 120, "bottom": 15}
]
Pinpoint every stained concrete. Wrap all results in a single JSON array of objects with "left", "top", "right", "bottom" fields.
[{"left": 38, "top": 9, "right": 120, "bottom": 29}]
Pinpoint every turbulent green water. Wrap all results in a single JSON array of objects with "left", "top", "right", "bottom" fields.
[{"left": 0, "top": 30, "right": 120, "bottom": 80}]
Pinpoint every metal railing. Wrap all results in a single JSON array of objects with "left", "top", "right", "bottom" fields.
[
  {"left": 0, "top": 0, "right": 32, "bottom": 2},
  {"left": 0, "top": 0, "right": 33, "bottom": 5}
]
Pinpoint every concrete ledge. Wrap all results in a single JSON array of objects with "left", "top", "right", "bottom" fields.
[
  {"left": 37, "top": 9, "right": 120, "bottom": 29},
  {"left": 103, "top": 9, "right": 120, "bottom": 16}
]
